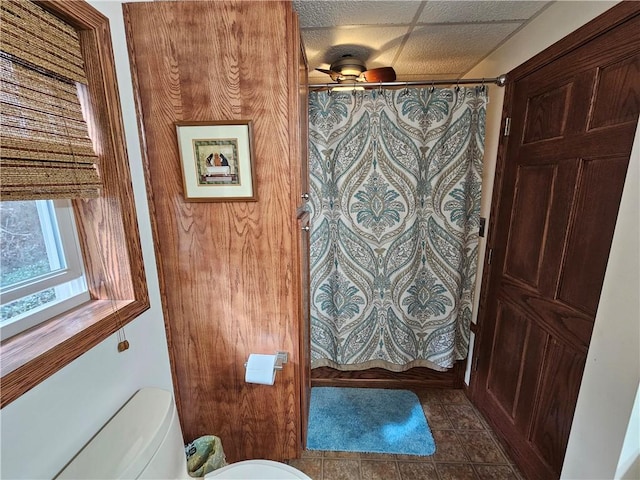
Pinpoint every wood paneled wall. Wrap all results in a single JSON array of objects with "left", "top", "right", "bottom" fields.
[{"left": 124, "top": 1, "right": 303, "bottom": 462}]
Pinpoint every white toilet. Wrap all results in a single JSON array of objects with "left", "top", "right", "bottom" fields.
[{"left": 56, "top": 388, "right": 311, "bottom": 480}]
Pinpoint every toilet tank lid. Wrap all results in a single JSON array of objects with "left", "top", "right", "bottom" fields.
[{"left": 56, "top": 388, "right": 174, "bottom": 480}]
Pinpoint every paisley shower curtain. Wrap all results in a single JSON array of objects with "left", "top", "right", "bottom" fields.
[{"left": 308, "top": 87, "right": 487, "bottom": 371}]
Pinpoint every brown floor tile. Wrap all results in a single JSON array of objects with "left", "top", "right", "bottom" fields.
[
  {"left": 488, "top": 432, "right": 519, "bottom": 465},
  {"left": 360, "top": 460, "right": 401, "bottom": 480},
  {"left": 323, "top": 450, "right": 361, "bottom": 459},
  {"left": 423, "top": 403, "right": 454, "bottom": 429},
  {"left": 299, "top": 388, "right": 523, "bottom": 479},
  {"left": 444, "top": 404, "right": 486, "bottom": 430},
  {"left": 301, "top": 449, "right": 324, "bottom": 458},
  {"left": 288, "top": 458, "right": 323, "bottom": 479},
  {"left": 394, "top": 453, "right": 433, "bottom": 462},
  {"left": 474, "top": 464, "right": 522, "bottom": 479},
  {"left": 457, "top": 431, "right": 508, "bottom": 464},
  {"left": 436, "top": 462, "right": 479, "bottom": 480},
  {"left": 437, "top": 389, "right": 471, "bottom": 404},
  {"left": 430, "top": 430, "right": 469, "bottom": 463},
  {"left": 416, "top": 389, "right": 444, "bottom": 405},
  {"left": 473, "top": 407, "right": 495, "bottom": 430},
  {"left": 323, "top": 459, "right": 361, "bottom": 480},
  {"left": 397, "top": 461, "right": 439, "bottom": 480},
  {"left": 359, "top": 452, "right": 399, "bottom": 461}
]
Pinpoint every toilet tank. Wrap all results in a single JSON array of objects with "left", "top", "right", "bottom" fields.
[{"left": 56, "top": 388, "right": 189, "bottom": 480}]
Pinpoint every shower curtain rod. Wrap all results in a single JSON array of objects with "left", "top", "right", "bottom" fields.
[{"left": 309, "top": 74, "right": 507, "bottom": 91}]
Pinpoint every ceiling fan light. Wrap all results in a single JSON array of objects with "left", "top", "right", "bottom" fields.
[
  {"left": 340, "top": 66, "right": 364, "bottom": 77},
  {"left": 331, "top": 85, "right": 365, "bottom": 92},
  {"left": 330, "top": 55, "right": 367, "bottom": 77}
]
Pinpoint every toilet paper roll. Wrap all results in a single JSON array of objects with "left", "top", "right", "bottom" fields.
[{"left": 245, "top": 353, "right": 277, "bottom": 385}]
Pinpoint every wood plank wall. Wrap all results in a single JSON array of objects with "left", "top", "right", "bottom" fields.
[{"left": 124, "top": 1, "right": 302, "bottom": 462}]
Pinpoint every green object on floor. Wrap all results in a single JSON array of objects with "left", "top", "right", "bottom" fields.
[{"left": 185, "top": 435, "right": 227, "bottom": 477}]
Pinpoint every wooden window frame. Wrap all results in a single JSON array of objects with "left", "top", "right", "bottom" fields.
[{"left": 0, "top": 1, "right": 149, "bottom": 408}]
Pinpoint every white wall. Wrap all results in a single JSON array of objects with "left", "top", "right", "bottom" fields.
[
  {"left": 463, "top": 1, "right": 640, "bottom": 479},
  {"left": 616, "top": 385, "right": 640, "bottom": 479},
  {"left": 0, "top": 3, "right": 174, "bottom": 479}
]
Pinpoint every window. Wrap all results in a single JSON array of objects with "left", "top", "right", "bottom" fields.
[
  {"left": 1, "top": 0, "right": 96, "bottom": 340},
  {"left": 1, "top": 200, "right": 89, "bottom": 340},
  {"left": 0, "top": 1, "right": 150, "bottom": 408}
]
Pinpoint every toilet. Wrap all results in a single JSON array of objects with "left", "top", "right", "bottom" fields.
[{"left": 56, "top": 388, "right": 311, "bottom": 480}]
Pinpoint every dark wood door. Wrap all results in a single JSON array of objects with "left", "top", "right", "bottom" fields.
[{"left": 471, "top": 5, "right": 640, "bottom": 480}]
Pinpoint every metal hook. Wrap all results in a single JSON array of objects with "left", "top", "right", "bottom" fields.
[
  {"left": 429, "top": 80, "right": 435, "bottom": 94},
  {"left": 379, "top": 81, "right": 383, "bottom": 94},
  {"left": 327, "top": 88, "right": 332, "bottom": 96},
  {"left": 455, "top": 79, "right": 460, "bottom": 93},
  {"left": 403, "top": 82, "right": 409, "bottom": 97}
]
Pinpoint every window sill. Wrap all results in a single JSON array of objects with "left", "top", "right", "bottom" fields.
[{"left": 0, "top": 298, "right": 149, "bottom": 408}]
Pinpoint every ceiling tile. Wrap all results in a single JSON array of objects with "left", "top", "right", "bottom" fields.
[
  {"left": 302, "top": 25, "right": 409, "bottom": 72},
  {"left": 298, "top": 0, "right": 553, "bottom": 85},
  {"left": 419, "top": 1, "right": 549, "bottom": 23},
  {"left": 395, "top": 22, "right": 521, "bottom": 77},
  {"left": 293, "top": 1, "right": 421, "bottom": 28}
]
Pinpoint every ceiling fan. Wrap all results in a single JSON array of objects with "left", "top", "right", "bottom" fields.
[{"left": 316, "top": 55, "right": 396, "bottom": 84}]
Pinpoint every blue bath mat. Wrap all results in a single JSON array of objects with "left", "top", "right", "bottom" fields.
[{"left": 307, "top": 387, "right": 435, "bottom": 456}]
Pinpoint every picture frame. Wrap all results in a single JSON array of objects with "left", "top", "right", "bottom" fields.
[{"left": 175, "top": 120, "right": 256, "bottom": 202}]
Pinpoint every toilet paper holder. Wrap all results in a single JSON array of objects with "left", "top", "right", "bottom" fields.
[{"left": 244, "top": 351, "right": 288, "bottom": 371}]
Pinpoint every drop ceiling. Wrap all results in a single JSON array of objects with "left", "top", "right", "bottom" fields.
[{"left": 292, "top": 0, "right": 553, "bottom": 84}]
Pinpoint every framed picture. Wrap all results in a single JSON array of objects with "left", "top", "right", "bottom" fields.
[{"left": 175, "top": 120, "right": 256, "bottom": 201}]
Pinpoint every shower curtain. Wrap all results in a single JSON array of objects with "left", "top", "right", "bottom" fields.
[{"left": 308, "top": 86, "right": 486, "bottom": 371}]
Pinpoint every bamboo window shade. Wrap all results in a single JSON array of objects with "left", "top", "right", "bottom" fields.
[{"left": 1, "top": 0, "right": 101, "bottom": 200}]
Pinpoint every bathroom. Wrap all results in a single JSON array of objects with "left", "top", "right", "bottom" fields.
[{"left": 0, "top": 1, "right": 638, "bottom": 479}]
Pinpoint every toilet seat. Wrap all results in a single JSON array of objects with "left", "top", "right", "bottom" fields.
[{"left": 205, "top": 459, "right": 311, "bottom": 479}]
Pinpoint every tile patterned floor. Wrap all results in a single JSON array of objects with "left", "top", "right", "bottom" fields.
[{"left": 288, "top": 388, "right": 525, "bottom": 480}]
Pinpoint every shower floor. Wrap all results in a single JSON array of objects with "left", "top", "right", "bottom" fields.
[{"left": 288, "top": 388, "right": 524, "bottom": 480}]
